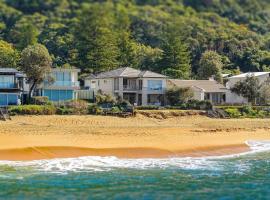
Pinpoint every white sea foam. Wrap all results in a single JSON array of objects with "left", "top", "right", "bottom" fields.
[{"left": 0, "top": 140, "right": 270, "bottom": 172}]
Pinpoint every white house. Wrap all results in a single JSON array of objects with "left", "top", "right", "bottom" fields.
[
  {"left": 168, "top": 79, "right": 228, "bottom": 105},
  {"left": 226, "top": 72, "right": 270, "bottom": 104},
  {"left": 84, "top": 67, "right": 167, "bottom": 106}
]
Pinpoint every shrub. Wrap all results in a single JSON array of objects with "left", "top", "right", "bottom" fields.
[
  {"left": 9, "top": 105, "right": 56, "bottom": 115},
  {"left": 31, "top": 96, "right": 52, "bottom": 105},
  {"left": 111, "top": 106, "right": 121, "bottom": 113},
  {"left": 136, "top": 105, "right": 160, "bottom": 110},
  {"left": 241, "top": 106, "right": 257, "bottom": 117},
  {"left": 64, "top": 100, "right": 88, "bottom": 115},
  {"left": 88, "top": 104, "right": 103, "bottom": 115},
  {"left": 56, "top": 107, "right": 74, "bottom": 115},
  {"left": 225, "top": 108, "right": 241, "bottom": 118}
]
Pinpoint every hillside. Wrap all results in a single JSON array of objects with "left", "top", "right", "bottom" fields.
[{"left": 0, "top": 0, "right": 270, "bottom": 80}]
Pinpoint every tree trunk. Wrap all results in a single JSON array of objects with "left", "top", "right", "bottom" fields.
[{"left": 28, "top": 80, "right": 38, "bottom": 103}]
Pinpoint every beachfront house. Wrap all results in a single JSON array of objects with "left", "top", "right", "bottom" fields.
[
  {"left": 0, "top": 68, "right": 25, "bottom": 106},
  {"left": 37, "top": 67, "right": 81, "bottom": 102},
  {"left": 168, "top": 79, "right": 229, "bottom": 105},
  {"left": 226, "top": 72, "right": 270, "bottom": 104},
  {"left": 84, "top": 67, "right": 167, "bottom": 106}
]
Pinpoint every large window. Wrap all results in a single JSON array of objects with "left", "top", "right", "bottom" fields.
[
  {"left": 0, "top": 75, "right": 14, "bottom": 88},
  {"left": 49, "top": 72, "right": 72, "bottom": 86},
  {"left": 147, "top": 80, "right": 163, "bottom": 91},
  {"left": 43, "top": 89, "right": 74, "bottom": 102},
  {"left": 0, "top": 94, "right": 18, "bottom": 106}
]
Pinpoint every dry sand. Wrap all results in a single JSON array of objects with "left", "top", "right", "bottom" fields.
[{"left": 1, "top": 113, "right": 270, "bottom": 161}]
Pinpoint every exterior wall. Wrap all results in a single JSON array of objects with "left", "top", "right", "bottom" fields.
[{"left": 226, "top": 74, "right": 270, "bottom": 104}]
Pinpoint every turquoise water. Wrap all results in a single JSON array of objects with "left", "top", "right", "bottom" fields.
[{"left": 1, "top": 141, "right": 270, "bottom": 200}]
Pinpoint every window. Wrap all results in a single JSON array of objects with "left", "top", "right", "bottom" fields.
[
  {"left": 0, "top": 75, "right": 14, "bottom": 88},
  {"left": 147, "top": 80, "right": 162, "bottom": 91}
]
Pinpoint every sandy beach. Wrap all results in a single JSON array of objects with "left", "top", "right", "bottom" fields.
[{"left": 1, "top": 112, "right": 270, "bottom": 161}]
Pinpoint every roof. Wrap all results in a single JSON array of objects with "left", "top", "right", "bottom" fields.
[
  {"left": 0, "top": 68, "right": 19, "bottom": 73},
  {"left": 52, "top": 67, "right": 81, "bottom": 73},
  {"left": 229, "top": 72, "right": 270, "bottom": 79},
  {"left": 169, "top": 79, "right": 228, "bottom": 93},
  {"left": 86, "top": 67, "right": 166, "bottom": 79},
  {"left": 0, "top": 68, "right": 26, "bottom": 77}
]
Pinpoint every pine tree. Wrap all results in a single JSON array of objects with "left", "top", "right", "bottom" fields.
[
  {"left": 75, "top": 3, "right": 120, "bottom": 72},
  {"left": 160, "top": 27, "right": 191, "bottom": 79}
]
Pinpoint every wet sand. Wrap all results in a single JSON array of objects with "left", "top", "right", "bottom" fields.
[{"left": 0, "top": 114, "right": 270, "bottom": 161}]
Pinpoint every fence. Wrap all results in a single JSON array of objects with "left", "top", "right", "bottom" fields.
[{"left": 76, "top": 90, "right": 94, "bottom": 100}]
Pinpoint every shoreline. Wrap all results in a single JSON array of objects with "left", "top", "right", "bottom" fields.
[
  {"left": 1, "top": 115, "right": 270, "bottom": 161},
  {"left": 0, "top": 144, "right": 250, "bottom": 161}
]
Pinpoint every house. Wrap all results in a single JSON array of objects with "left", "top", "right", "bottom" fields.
[
  {"left": 0, "top": 68, "right": 25, "bottom": 106},
  {"left": 84, "top": 67, "right": 167, "bottom": 106},
  {"left": 168, "top": 79, "right": 228, "bottom": 105},
  {"left": 226, "top": 72, "right": 270, "bottom": 104},
  {"left": 37, "top": 67, "right": 81, "bottom": 102}
]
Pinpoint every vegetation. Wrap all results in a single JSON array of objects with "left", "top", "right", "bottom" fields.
[
  {"left": 166, "top": 86, "right": 194, "bottom": 106},
  {"left": 231, "top": 75, "right": 262, "bottom": 104},
  {"left": 224, "top": 106, "right": 270, "bottom": 118},
  {"left": 20, "top": 44, "right": 52, "bottom": 100},
  {"left": 0, "top": 1, "right": 270, "bottom": 79}
]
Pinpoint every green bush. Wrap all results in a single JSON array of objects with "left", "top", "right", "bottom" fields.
[
  {"left": 56, "top": 107, "right": 74, "bottom": 115},
  {"left": 241, "top": 106, "right": 257, "bottom": 117},
  {"left": 31, "top": 96, "right": 53, "bottom": 105},
  {"left": 225, "top": 108, "right": 242, "bottom": 118},
  {"left": 111, "top": 106, "right": 121, "bottom": 113},
  {"left": 9, "top": 105, "right": 56, "bottom": 115},
  {"left": 88, "top": 104, "right": 103, "bottom": 115}
]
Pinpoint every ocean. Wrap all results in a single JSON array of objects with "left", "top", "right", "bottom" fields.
[{"left": 1, "top": 141, "right": 270, "bottom": 200}]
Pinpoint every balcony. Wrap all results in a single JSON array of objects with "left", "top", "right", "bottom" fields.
[
  {"left": 44, "top": 81, "right": 80, "bottom": 87},
  {"left": 0, "top": 82, "right": 20, "bottom": 89},
  {"left": 123, "top": 85, "right": 140, "bottom": 91}
]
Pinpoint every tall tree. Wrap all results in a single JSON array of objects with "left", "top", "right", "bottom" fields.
[
  {"left": 20, "top": 44, "right": 52, "bottom": 100},
  {"left": 160, "top": 26, "right": 191, "bottom": 79},
  {"left": 0, "top": 40, "right": 19, "bottom": 68},
  {"left": 198, "top": 51, "right": 223, "bottom": 82},
  {"left": 75, "top": 3, "right": 120, "bottom": 72}
]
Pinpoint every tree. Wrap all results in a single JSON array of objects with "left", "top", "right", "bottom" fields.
[
  {"left": 160, "top": 27, "right": 191, "bottom": 79},
  {"left": 20, "top": 44, "right": 52, "bottom": 100},
  {"left": 166, "top": 86, "right": 194, "bottom": 106},
  {"left": 0, "top": 40, "right": 19, "bottom": 68},
  {"left": 75, "top": 3, "right": 120, "bottom": 72},
  {"left": 260, "top": 84, "right": 270, "bottom": 105},
  {"left": 231, "top": 75, "right": 261, "bottom": 104},
  {"left": 198, "top": 51, "right": 223, "bottom": 83}
]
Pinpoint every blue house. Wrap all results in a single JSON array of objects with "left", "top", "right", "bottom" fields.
[
  {"left": 0, "top": 68, "right": 25, "bottom": 107},
  {"left": 38, "top": 67, "right": 81, "bottom": 102}
]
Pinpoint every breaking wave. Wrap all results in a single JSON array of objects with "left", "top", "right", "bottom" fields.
[{"left": 1, "top": 140, "right": 270, "bottom": 173}]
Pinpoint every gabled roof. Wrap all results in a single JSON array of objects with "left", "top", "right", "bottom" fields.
[
  {"left": 139, "top": 70, "right": 167, "bottom": 78},
  {"left": 229, "top": 72, "right": 270, "bottom": 79},
  {"left": 86, "top": 67, "right": 166, "bottom": 79},
  {"left": 169, "top": 79, "right": 228, "bottom": 93}
]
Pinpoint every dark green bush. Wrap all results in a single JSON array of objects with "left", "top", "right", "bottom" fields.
[{"left": 9, "top": 105, "right": 56, "bottom": 115}]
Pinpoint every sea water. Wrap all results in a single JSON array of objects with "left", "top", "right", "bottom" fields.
[{"left": 1, "top": 141, "right": 270, "bottom": 200}]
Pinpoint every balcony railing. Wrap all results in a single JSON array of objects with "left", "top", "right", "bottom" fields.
[
  {"left": 123, "top": 85, "right": 139, "bottom": 91},
  {"left": 0, "top": 82, "right": 17, "bottom": 89},
  {"left": 121, "top": 85, "right": 165, "bottom": 92},
  {"left": 44, "top": 81, "right": 80, "bottom": 87}
]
